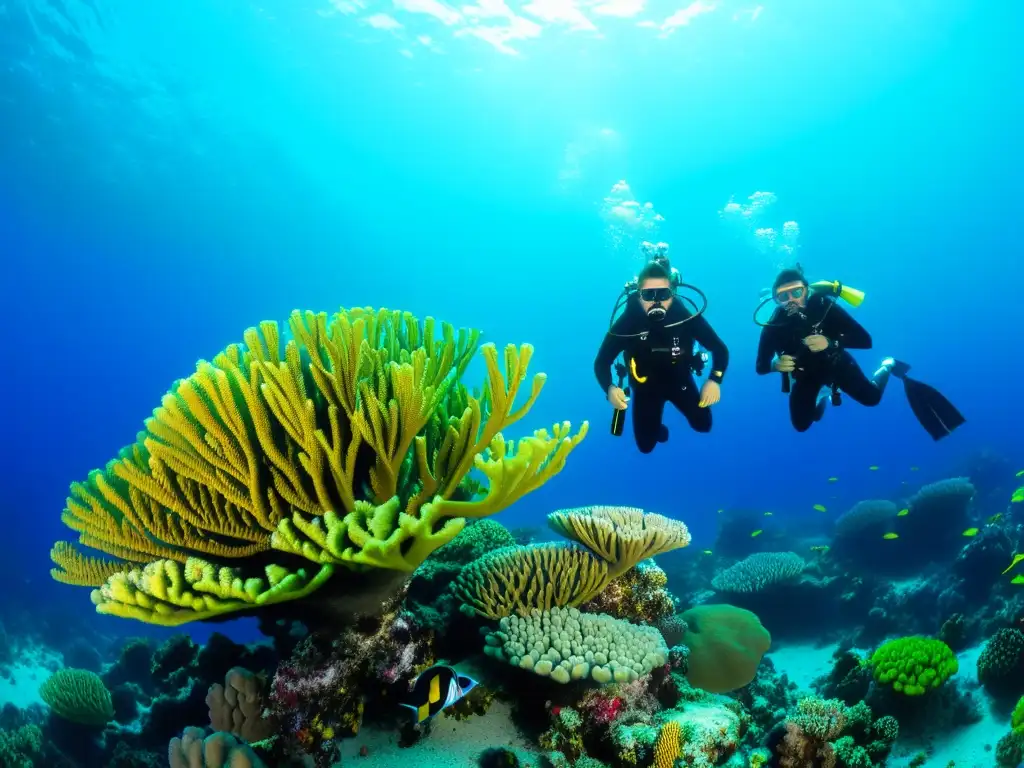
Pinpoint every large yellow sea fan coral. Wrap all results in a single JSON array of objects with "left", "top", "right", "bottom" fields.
[{"left": 51, "top": 308, "right": 587, "bottom": 625}]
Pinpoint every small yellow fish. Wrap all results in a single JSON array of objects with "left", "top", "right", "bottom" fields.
[
  {"left": 962, "top": 528, "right": 979, "bottom": 537},
  {"left": 828, "top": 477, "right": 839, "bottom": 483},
  {"left": 813, "top": 504, "right": 827, "bottom": 512},
  {"left": 810, "top": 545, "right": 830, "bottom": 553},
  {"left": 1002, "top": 553, "right": 1024, "bottom": 574},
  {"left": 702, "top": 549, "right": 713, "bottom": 556},
  {"left": 910, "top": 466, "right": 919, "bottom": 471},
  {"left": 988, "top": 513, "right": 1004, "bottom": 524},
  {"left": 763, "top": 511, "right": 773, "bottom": 517},
  {"left": 751, "top": 529, "right": 763, "bottom": 538},
  {"left": 1012, "top": 488, "right": 1024, "bottom": 504},
  {"left": 869, "top": 465, "right": 879, "bottom": 471},
  {"left": 897, "top": 509, "right": 909, "bottom": 517},
  {"left": 717, "top": 508, "right": 725, "bottom": 514},
  {"left": 883, "top": 532, "right": 899, "bottom": 540},
  {"left": 1016, "top": 470, "right": 1024, "bottom": 477},
  {"left": 1013, "top": 574, "right": 1024, "bottom": 585}
]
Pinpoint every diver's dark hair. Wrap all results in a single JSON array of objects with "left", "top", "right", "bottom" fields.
[
  {"left": 637, "top": 260, "right": 672, "bottom": 285},
  {"left": 772, "top": 263, "right": 807, "bottom": 293}
]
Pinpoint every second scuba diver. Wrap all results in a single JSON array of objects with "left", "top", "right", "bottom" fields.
[
  {"left": 595, "top": 259, "right": 730, "bottom": 454},
  {"left": 755, "top": 265, "right": 965, "bottom": 439}
]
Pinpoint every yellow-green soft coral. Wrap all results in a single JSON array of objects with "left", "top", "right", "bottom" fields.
[
  {"left": 40, "top": 669, "right": 114, "bottom": 726},
  {"left": 869, "top": 636, "right": 958, "bottom": 695},
  {"left": 51, "top": 308, "right": 587, "bottom": 625}
]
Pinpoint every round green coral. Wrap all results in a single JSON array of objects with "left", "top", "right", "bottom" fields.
[
  {"left": 39, "top": 668, "right": 114, "bottom": 726},
  {"left": 869, "top": 636, "right": 958, "bottom": 695}
]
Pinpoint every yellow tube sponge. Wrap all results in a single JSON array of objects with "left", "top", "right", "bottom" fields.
[
  {"left": 455, "top": 544, "right": 611, "bottom": 619},
  {"left": 39, "top": 669, "right": 114, "bottom": 726},
  {"left": 547, "top": 506, "right": 692, "bottom": 580},
  {"left": 51, "top": 307, "right": 586, "bottom": 624}
]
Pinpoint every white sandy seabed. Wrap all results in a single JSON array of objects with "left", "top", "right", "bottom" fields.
[
  {"left": 0, "top": 646, "right": 62, "bottom": 710},
  {"left": 767, "top": 642, "right": 1009, "bottom": 768}
]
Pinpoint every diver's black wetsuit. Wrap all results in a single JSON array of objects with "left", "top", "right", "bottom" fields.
[
  {"left": 755, "top": 294, "right": 882, "bottom": 431},
  {"left": 595, "top": 297, "right": 729, "bottom": 453}
]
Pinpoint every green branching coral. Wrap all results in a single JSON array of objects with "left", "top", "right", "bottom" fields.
[
  {"left": 40, "top": 668, "right": 115, "bottom": 726},
  {"left": 50, "top": 308, "right": 588, "bottom": 625},
  {"left": 0, "top": 725, "right": 42, "bottom": 768},
  {"left": 869, "top": 636, "right": 958, "bottom": 695}
]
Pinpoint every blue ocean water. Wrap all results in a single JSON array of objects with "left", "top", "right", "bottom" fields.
[{"left": 0, "top": 0, "right": 1021, "bottom": 651}]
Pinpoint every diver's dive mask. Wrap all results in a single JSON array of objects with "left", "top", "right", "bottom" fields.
[
  {"left": 640, "top": 286, "right": 673, "bottom": 321},
  {"left": 639, "top": 287, "right": 673, "bottom": 302}
]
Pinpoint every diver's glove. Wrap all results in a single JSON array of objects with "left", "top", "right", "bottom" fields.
[
  {"left": 607, "top": 385, "right": 629, "bottom": 410},
  {"left": 803, "top": 334, "right": 831, "bottom": 353},
  {"left": 773, "top": 355, "right": 796, "bottom": 373},
  {"left": 698, "top": 380, "right": 721, "bottom": 408}
]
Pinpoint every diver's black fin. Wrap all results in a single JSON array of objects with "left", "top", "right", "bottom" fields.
[
  {"left": 890, "top": 360, "right": 912, "bottom": 379},
  {"left": 902, "top": 376, "right": 965, "bottom": 441},
  {"left": 657, "top": 424, "right": 669, "bottom": 443}
]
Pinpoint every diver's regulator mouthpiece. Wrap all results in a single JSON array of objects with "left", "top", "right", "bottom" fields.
[{"left": 646, "top": 304, "right": 667, "bottom": 320}]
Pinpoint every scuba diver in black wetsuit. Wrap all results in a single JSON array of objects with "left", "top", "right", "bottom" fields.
[
  {"left": 595, "top": 259, "right": 730, "bottom": 454},
  {"left": 755, "top": 265, "right": 965, "bottom": 439}
]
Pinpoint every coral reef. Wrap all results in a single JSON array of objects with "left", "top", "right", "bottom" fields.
[
  {"left": 267, "top": 595, "right": 432, "bottom": 766},
  {"left": 769, "top": 697, "right": 897, "bottom": 768},
  {"left": 580, "top": 560, "right": 676, "bottom": 624},
  {"left": 406, "top": 520, "right": 516, "bottom": 625},
  {"left": 51, "top": 307, "right": 587, "bottom": 626}
]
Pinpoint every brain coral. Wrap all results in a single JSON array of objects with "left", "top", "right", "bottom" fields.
[
  {"left": 681, "top": 604, "right": 771, "bottom": 693},
  {"left": 711, "top": 552, "right": 805, "bottom": 594}
]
